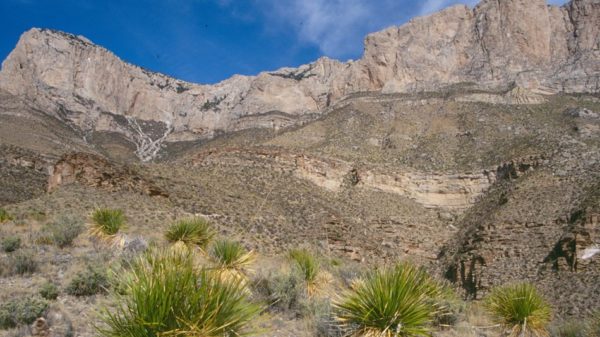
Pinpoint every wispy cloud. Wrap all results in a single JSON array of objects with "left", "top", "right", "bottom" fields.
[{"left": 252, "top": 0, "right": 415, "bottom": 60}]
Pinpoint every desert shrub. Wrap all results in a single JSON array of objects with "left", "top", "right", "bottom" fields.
[
  {"left": 98, "top": 248, "right": 260, "bottom": 337},
  {"left": 0, "top": 296, "right": 48, "bottom": 329},
  {"left": 90, "top": 208, "right": 124, "bottom": 238},
  {"left": 66, "top": 266, "right": 109, "bottom": 296},
  {"left": 209, "top": 239, "right": 255, "bottom": 271},
  {"left": 335, "top": 263, "right": 444, "bottom": 337},
  {"left": 252, "top": 269, "right": 306, "bottom": 313},
  {"left": 0, "top": 209, "right": 12, "bottom": 223},
  {"left": 45, "top": 216, "right": 84, "bottom": 248},
  {"left": 39, "top": 282, "right": 59, "bottom": 300},
  {"left": 305, "top": 299, "right": 346, "bottom": 337},
  {"left": 551, "top": 321, "right": 587, "bottom": 337},
  {"left": 165, "top": 217, "right": 214, "bottom": 248},
  {"left": 9, "top": 250, "right": 38, "bottom": 275},
  {"left": 484, "top": 283, "right": 552, "bottom": 337},
  {"left": 1, "top": 236, "right": 21, "bottom": 253}
]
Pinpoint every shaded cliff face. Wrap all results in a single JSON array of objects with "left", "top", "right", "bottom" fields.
[{"left": 0, "top": 0, "right": 598, "bottom": 161}]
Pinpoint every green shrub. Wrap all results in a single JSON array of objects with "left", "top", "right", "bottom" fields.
[
  {"left": 66, "top": 266, "right": 109, "bottom": 296},
  {"left": 9, "top": 250, "right": 38, "bottom": 275},
  {"left": 484, "top": 283, "right": 552, "bottom": 337},
  {"left": 335, "top": 263, "right": 444, "bottom": 337},
  {"left": 165, "top": 217, "right": 215, "bottom": 248},
  {"left": 0, "top": 209, "right": 12, "bottom": 223},
  {"left": 0, "top": 296, "right": 48, "bottom": 329},
  {"left": 209, "top": 239, "right": 255, "bottom": 271},
  {"left": 39, "top": 281, "right": 59, "bottom": 300},
  {"left": 45, "top": 216, "right": 84, "bottom": 248},
  {"left": 91, "top": 208, "right": 124, "bottom": 238},
  {"left": 98, "top": 248, "right": 260, "bottom": 337},
  {"left": 1, "top": 236, "right": 21, "bottom": 252}
]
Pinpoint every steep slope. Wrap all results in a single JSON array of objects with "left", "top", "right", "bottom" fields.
[{"left": 0, "top": 0, "right": 598, "bottom": 161}]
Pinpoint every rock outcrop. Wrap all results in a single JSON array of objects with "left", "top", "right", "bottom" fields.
[
  {"left": 47, "top": 152, "right": 168, "bottom": 197},
  {"left": 190, "top": 147, "right": 498, "bottom": 210},
  {"left": 0, "top": 0, "right": 598, "bottom": 160}
]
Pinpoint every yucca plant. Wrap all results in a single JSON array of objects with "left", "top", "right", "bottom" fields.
[
  {"left": 165, "top": 217, "right": 215, "bottom": 249},
  {"left": 0, "top": 208, "right": 13, "bottom": 223},
  {"left": 98, "top": 248, "right": 260, "bottom": 337},
  {"left": 90, "top": 208, "right": 125, "bottom": 241},
  {"left": 335, "top": 263, "right": 444, "bottom": 337},
  {"left": 484, "top": 283, "right": 552, "bottom": 337},
  {"left": 209, "top": 239, "right": 255, "bottom": 274},
  {"left": 288, "top": 249, "right": 327, "bottom": 296}
]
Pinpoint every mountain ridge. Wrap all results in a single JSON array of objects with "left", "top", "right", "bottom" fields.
[{"left": 0, "top": 0, "right": 598, "bottom": 161}]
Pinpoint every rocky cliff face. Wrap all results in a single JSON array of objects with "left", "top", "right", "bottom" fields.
[{"left": 0, "top": 0, "right": 598, "bottom": 160}]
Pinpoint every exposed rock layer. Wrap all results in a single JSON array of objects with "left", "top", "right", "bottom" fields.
[
  {"left": 0, "top": 0, "right": 598, "bottom": 160},
  {"left": 47, "top": 152, "right": 168, "bottom": 197}
]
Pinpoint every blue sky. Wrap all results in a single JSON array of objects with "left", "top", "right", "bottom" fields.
[{"left": 1, "top": 0, "right": 568, "bottom": 84}]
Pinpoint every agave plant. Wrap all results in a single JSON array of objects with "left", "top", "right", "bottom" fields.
[
  {"left": 98, "top": 248, "right": 260, "bottom": 337},
  {"left": 335, "top": 263, "right": 444, "bottom": 337},
  {"left": 209, "top": 239, "right": 255, "bottom": 274},
  {"left": 165, "top": 217, "right": 215, "bottom": 249},
  {"left": 89, "top": 208, "right": 125, "bottom": 243},
  {"left": 484, "top": 283, "right": 552, "bottom": 337}
]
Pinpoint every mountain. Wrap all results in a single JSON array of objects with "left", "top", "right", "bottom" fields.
[
  {"left": 0, "top": 0, "right": 598, "bottom": 161},
  {"left": 0, "top": 0, "right": 599, "bottom": 334}
]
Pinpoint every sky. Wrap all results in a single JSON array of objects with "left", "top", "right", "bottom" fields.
[{"left": 0, "top": 0, "right": 568, "bottom": 84}]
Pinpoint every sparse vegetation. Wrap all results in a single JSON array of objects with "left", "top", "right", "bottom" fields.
[
  {"left": 66, "top": 266, "right": 109, "bottom": 296},
  {"left": 0, "top": 208, "right": 12, "bottom": 223},
  {"left": 39, "top": 281, "right": 60, "bottom": 300},
  {"left": 9, "top": 250, "right": 38, "bottom": 275},
  {"left": 209, "top": 239, "right": 255, "bottom": 272},
  {"left": 98, "top": 248, "right": 260, "bottom": 337},
  {"left": 484, "top": 283, "right": 552, "bottom": 337},
  {"left": 588, "top": 311, "right": 600, "bottom": 337},
  {"left": 1, "top": 235, "right": 21, "bottom": 252},
  {"left": 90, "top": 208, "right": 125, "bottom": 239},
  {"left": 165, "top": 217, "right": 215, "bottom": 248},
  {"left": 252, "top": 269, "right": 305, "bottom": 312},
  {"left": 45, "top": 216, "right": 84, "bottom": 248},
  {"left": 335, "top": 263, "right": 444, "bottom": 337},
  {"left": 0, "top": 296, "right": 48, "bottom": 329},
  {"left": 551, "top": 321, "right": 587, "bottom": 337}
]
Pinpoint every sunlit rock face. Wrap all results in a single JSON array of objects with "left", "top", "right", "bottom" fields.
[{"left": 0, "top": 0, "right": 598, "bottom": 160}]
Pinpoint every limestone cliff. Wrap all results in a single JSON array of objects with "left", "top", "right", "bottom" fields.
[{"left": 0, "top": 0, "right": 598, "bottom": 160}]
